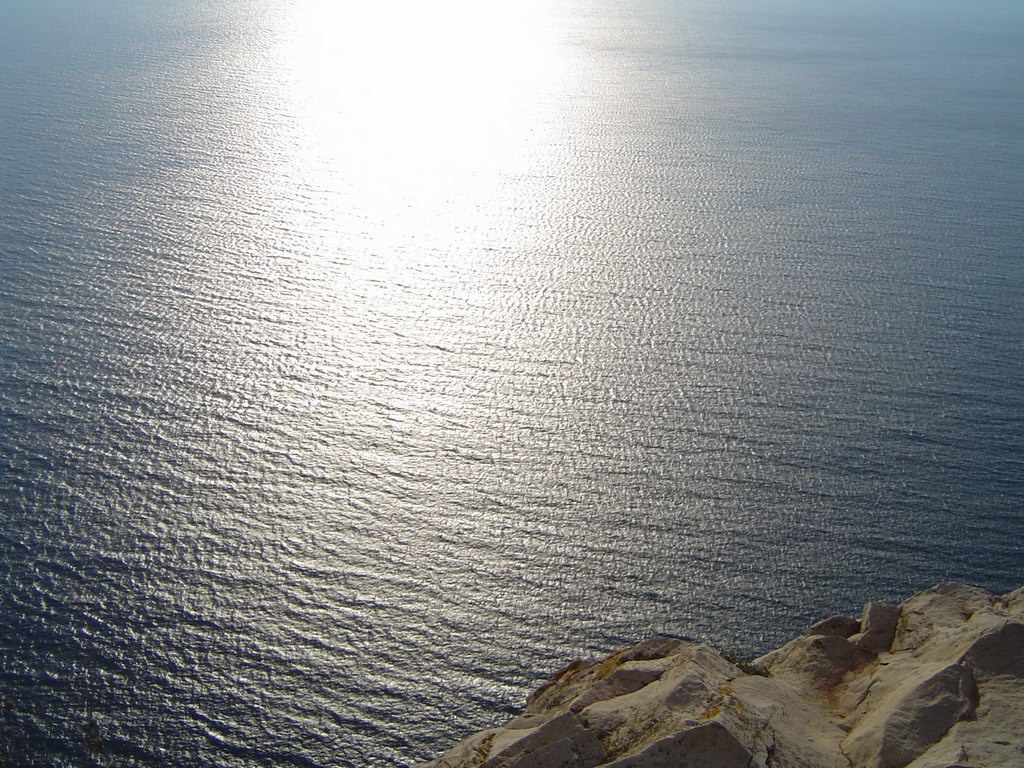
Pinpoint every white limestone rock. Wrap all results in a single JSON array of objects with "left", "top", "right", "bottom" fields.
[
  {"left": 957, "top": 619, "right": 1024, "bottom": 680},
  {"left": 418, "top": 583, "right": 1024, "bottom": 768},
  {"left": 426, "top": 728, "right": 501, "bottom": 768},
  {"left": 841, "top": 662, "right": 978, "bottom": 768},
  {"left": 599, "top": 721, "right": 751, "bottom": 768},
  {"left": 806, "top": 614, "right": 861, "bottom": 638},
  {"left": 850, "top": 602, "right": 902, "bottom": 655},
  {"left": 891, "top": 584, "right": 997, "bottom": 657},
  {"left": 903, "top": 676, "right": 1024, "bottom": 768},
  {"left": 483, "top": 713, "right": 606, "bottom": 768}
]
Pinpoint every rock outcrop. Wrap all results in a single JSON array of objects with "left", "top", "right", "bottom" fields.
[{"left": 420, "top": 583, "right": 1024, "bottom": 768}]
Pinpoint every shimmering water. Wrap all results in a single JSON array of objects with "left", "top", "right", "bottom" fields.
[{"left": 1, "top": 0, "right": 1022, "bottom": 765}]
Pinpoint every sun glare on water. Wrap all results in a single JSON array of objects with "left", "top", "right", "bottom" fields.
[
  {"left": 261, "top": 0, "right": 571, "bottom": 262},
  {"left": 218, "top": 0, "right": 587, "bottom": 486}
]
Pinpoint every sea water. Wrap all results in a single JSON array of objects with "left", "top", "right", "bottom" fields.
[{"left": 1, "top": 0, "right": 1022, "bottom": 765}]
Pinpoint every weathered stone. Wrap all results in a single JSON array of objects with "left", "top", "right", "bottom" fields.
[
  {"left": 731, "top": 673, "right": 852, "bottom": 766},
  {"left": 758, "top": 633, "right": 873, "bottom": 688},
  {"left": 807, "top": 614, "right": 861, "bottom": 638},
  {"left": 903, "top": 675, "right": 1024, "bottom": 768},
  {"left": 526, "top": 660, "right": 593, "bottom": 713},
  {"left": 662, "top": 668, "right": 720, "bottom": 710},
  {"left": 483, "top": 713, "right": 605, "bottom": 768},
  {"left": 851, "top": 602, "right": 901, "bottom": 655},
  {"left": 578, "top": 646, "right": 737, "bottom": 757},
  {"left": 569, "top": 666, "right": 663, "bottom": 713},
  {"left": 892, "top": 584, "right": 996, "bottom": 654},
  {"left": 420, "top": 584, "right": 1024, "bottom": 768},
  {"left": 842, "top": 662, "right": 978, "bottom": 768},
  {"left": 504, "top": 713, "right": 551, "bottom": 731},
  {"left": 614, "top": 636, "right": 687, "bottom": 664},
  {"left": 957, "top": 620, "right": 1024, "bottom": 680},
  {"left": 525, "top": 638, "right": 689, "bottom": 717},
  {"left": 600, "top": 721, "right": 751, "bottom": 768},
  {"left": 1003, "top": 585, "right": 1024, "bottom": 616},
  {"left": 423, "top": 728, "right": 500, "bottom": 768},
  {"left": 488, "top": 737, "right": 592, "bottom": 768}
]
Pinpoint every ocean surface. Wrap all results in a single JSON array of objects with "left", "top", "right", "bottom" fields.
[{"left": 1, "top": 0, "right": 1022, "bottom": 765}]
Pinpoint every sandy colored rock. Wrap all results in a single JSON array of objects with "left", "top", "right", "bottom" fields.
[
  {"left": 891, "top": 584, "right": 996, "bottom": 656},
  {"left": 850, "top": 601, "right": 901, "bottom": 654},
  {"left": 600, "top": 721, "right": 751, "bottom": 768},
  {"left": 807, "top": 614, "right": 861, "bottom": 638},
  {"left": 841, "top": 662, "right": 978, "bottom": 768},
  {"left": 484, "top": 713, "right": 606, "bottom": 768},
  {"left": 957, "top": 619, "right": 1024, "bottom": 679},
  {"left": 418, "top": 584, "right": 1024, "bottom": 768},
  {"left": 756, "top": 632, "right": 873, "bottom": 689},
  {"left": 568, "top": 667, "right": 664, "bottom": 713}
]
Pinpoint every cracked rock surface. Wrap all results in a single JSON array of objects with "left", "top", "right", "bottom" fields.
[{"left": 419, "top": 583, "right": 1024, "bottom": 768}]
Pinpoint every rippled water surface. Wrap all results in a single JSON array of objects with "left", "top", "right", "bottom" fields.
[{"left": 2, "top": 0, "right": 1023, "bottom": 765}]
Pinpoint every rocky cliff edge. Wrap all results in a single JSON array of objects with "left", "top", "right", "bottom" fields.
[{"left": 419, "top": 583, "right": 1024, "bottom": 768}]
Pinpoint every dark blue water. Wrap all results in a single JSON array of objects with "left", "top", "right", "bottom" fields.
[{"left": 2, "top": 0, "right": 1022, "bottom": 765}]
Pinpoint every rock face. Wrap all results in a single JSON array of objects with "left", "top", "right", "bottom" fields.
[{"left": 419, "top": 583, "right": 1024, "bottom": 768}]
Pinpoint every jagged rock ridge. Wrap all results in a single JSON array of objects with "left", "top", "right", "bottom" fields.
[{"left": 420, "top": 583, "right": 1024, "bottom": 768}]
